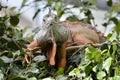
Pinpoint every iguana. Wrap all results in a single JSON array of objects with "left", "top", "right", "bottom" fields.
[{"left": 27, "top": 11, "right": 106, "bottom": 70}]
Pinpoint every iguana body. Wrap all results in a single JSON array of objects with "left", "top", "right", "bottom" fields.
[
  {"left": 60, "top": 21, "right": 105, "bottom": 46},
  {"left": 27, "top": 12, "right": 106, "bottom": 70}
]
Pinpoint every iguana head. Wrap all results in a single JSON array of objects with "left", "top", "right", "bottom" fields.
[
  {"left": 38, "top": 10, "right": 68, "bottom": 45},
  {"left": 42, "top": 10, "right": 57, "bottom": 28},
  {"left": 36, "top": 10, "right": 57, "bottom": 47}
]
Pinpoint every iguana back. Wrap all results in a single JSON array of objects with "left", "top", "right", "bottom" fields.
[{"left": 60, "top": 21, "right": 106, "bottom": 46}]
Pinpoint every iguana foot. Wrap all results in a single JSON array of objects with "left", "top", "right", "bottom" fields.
[{"left": 49, "top": 57, "right": 55, "bottom": 66}]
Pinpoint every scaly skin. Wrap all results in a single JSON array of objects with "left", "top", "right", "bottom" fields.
[{"left": 60, "top": 21, "right": 106, "bottom": 46}]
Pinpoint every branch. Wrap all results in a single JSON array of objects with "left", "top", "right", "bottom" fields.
[
  {"left": 26, "top": 42, "right": 120, "bottom": 53},
  {"left": 66, "top": 42, "right": 120, "bottom": 50}
]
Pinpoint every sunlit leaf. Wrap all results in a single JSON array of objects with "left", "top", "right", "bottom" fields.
[
  {"left": 102, "top": 57, "right": 113, "bottom": 73},
  {"left": 92, "top": 65, "right": 97, "bottom": 72},
  {"left": 115, "top": 67, "right": 120, "bottom": 76},
  {"left": 107, "top": 32, "right": 118, "bottom": 41},
  {"left": 69, "top": 68, "right": 81, "bottom": 77},
  {"left": 56, "top": 68, "right": 64, "bottom": 75},
  {"left": 97, "top": 71, "right": 106, "bottom": 80},
  {"left": 0, "top": 70, "right": 4, "bottom": 80},
  {"left": 27, "top": 77, "right": 37, "bottom": 80},
  {"left": 111, "top": 4, "right": 120, "bottom": 12},
  {"left": 112, "top": 44, "right": 117, "bottom": 54},
  {"left": 12, "top": 50, "right": 20, "bottom": 57},
  {"left": 57, "top": 10, "right": 64, "bottom": 18},
  {"left": 83, "top": 75, "right": 92, "bottom": 80},
  {"left": 56, "top": 75, "right": 68, "bottom": 80},
  {"left": 42, "top": 77, "right": 55, "bottom": 80},
  {"left": 85, "top": 46, "right": 101, "bottom": 62},
  {"left": 114, "top": 76, "right": 120, "bottom": 80}
]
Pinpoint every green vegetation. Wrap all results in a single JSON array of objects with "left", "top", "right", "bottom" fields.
[{"left": 0, "top": 0, "right": 120, "bottom": 79}]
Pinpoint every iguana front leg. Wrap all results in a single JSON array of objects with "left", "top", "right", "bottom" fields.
[
  {"left": 57, "top": 42, "right": 66, "bottom": 68},
  {"left": 27, "top": 40, "right": 39, "bottom": 50},
  {"left": 47, "top": 42, "right": 57, "bottom": 66},
  {"left": 23, "top": 40, "right": 39, "bottom": 64}
]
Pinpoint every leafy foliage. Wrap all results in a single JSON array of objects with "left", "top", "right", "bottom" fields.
[
  {"left": 0, "top": 0, "right": 120, "bottom": 79},
  {"left": 69, "top": 43, "right": 120, "bottom": 80}
]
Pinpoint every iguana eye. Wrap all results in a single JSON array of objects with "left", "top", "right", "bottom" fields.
[
  {"left": 43, "top": 19, "right": 46, "bottom": 22},
  {"left": 50, "top": 23, "right": 52, "bottom": 26}
]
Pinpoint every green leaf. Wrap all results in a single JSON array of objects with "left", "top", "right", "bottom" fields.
[
  {"left": 9, "top": 77, "right": 26, "bottom": 80},
  {"left": 0, "top": 23, "right": 6, "bottom": 36},
  {"left": 10, "top": 7, "right": 16, "bottom": 12},
  {"left": 114, "top": 76, "right": 120, "bottom": 80},
  {"left": 107, "top": 0, "right": 113, "bottom": 7},
  {"left": 57, "top": 10, "right": 64, "bottom": 18},
  {"left": 102, "top": 57, "right": 113, "bottom": 73},
  {"left": 67, "top": 15, "right": 80, "bottom": 22},
  {"left": 27, "top": 67, "right": 39, "bottom": 74},
  {"left": 0, "top": 70, "right": 4, "bottom": 80},
  {"left": 89, "top": 0, "right": 97, "bottom": 3},
  {"left": 85, "top": 46, "right": 101, "bottom": 62},
  {"left": 10, "top": 15, "right": 19, "bottom": 26},
  {"left": 92, "top": 65, "right": 97, "bottom": 72},
  {"left": 84, "top": 62, "right": 92, "bottom": 75},
  {"left": 110, "top": 17, "right": 118, "bottom": 25},
  {"left": 115, "top": 67, "right": 120, "bottom": 76},
  {"left": 100, "top": 43, "right": 109, "bottom": 50},
  {"left": 83, "top": 75, "right": 92, "bottom": 80},
  {"left": 12, "top": 50, "right": 20, "bottom": 57},
  {"left": 27, "top": 77, "right": 37, "bottom": 80},
  {"left": 114, "top": 21, "right": 120, "bottom": 34},
  {"left": 69, "top": 68, "right": 82, "bottom": 77},
  {"left": 111, "top": 4, "right": 120, "bottom": 12},
  {"left": 21, "top": 0, "right": 27, "bottom": 7},
  {"left": 107, "top": 32, "right": 118, "bottom": 41},
  {"left": 56, "top": 75, "right": 68, "bottom": 80},
  {"left": 85, "top": 10, "right": 92, "bottom": 16},
  {"left": 56, "top": 68, "right": 64, "bottom": 75},
  {"left": 112, "top": 44, "right": 117, "bottom": 54},
  {"left": 0, "top": 56, "right": 13, "bottom": 63},
  {"left": 97, "top": 71, "right": 106, "bottom": 80}
]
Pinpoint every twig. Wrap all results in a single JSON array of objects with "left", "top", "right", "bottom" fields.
[
  {"left": 11, "top": 38, "right": 22, "bottom": 50},
  {"left": 66, "top": 43, "right": 101, "bottom": 50}
]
